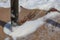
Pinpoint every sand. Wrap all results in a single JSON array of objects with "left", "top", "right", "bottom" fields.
[{"left": 0, "top": 8, "right": 11, "bottom": 40}]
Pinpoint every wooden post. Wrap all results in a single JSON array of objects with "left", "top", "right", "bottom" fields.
[{"left": 11, "top": 0, "right": 18, "bottom": 26}]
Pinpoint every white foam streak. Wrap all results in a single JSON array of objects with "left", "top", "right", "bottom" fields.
[
  {"left": 9, "top": 12, "right": 60, "bottom": 39},
  {"left": 0, "top": 0, "right": 60, "bottom": 11}
]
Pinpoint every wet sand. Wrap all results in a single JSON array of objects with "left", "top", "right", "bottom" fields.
[
  {"left": 0, "top": 7, "right": 60, "bottom": 40},
  {"left": 0, "top": 8, "right": 11, "bottom": 40}
]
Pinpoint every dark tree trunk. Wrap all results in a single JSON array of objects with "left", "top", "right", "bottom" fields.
[{"left": 11, "top": 0, "right": 18, "bottom": 26}]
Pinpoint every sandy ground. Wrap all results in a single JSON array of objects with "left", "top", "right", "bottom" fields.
[
  {"left": 0, "top": 7, "right": 60, "bottom": 40},
  {"left": 17, "top": 6, "right": 47, "bottom": 25},
  {"left": 0, "top": 8, "right": 10, "bottom": 22},
  {"left": 0, "top": 8, "right": 11, "bottom": 40},
  {"left": 9, "top": 10, "right": 60, "bottom": 40},
  {"left": 0, "top": 7, "right": 47, "bottom": 40},
  {"left": 0, "top": 0, "right": 60, "bottom": 40},
  {"left": 17, "top": 24, "right": 60, "bottom": 40}
]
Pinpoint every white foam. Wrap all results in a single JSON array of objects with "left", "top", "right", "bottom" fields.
[
  {"left": 19, "top": 0, "right": 60, "bottom": 11},
  {"left": 3, "top": 21, "right": 11, "bottom": 35},
  {"left": 54, "top": 0, "right": 60, "bottom": 11},
  {"left": 9, "top": 12, "right": 60, "bottom": 39},
  {"left": 19, "top": 0, "right": 55, "bottom": 10},
  {"left": 5, "top": 37, "right": 10, "bottom": 40},
  {"left": 0, "top": 0, "right": 60, "bottom": 11},
  {"left": 0, "top": 0, "right": 10, "bottom": 8}
]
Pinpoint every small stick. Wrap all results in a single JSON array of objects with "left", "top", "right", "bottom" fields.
[{"left": 46, "top": 19, "right": 60, "bottom": 28}]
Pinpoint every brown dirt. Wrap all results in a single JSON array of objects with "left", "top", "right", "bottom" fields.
[
  {"left": 0, "top": 7, "right": 60, "bottom": 40},
  {"left": 0, "top": 8, "right": 11, "bottom": 40},
  {"left": 17, "top": 24, "right": 60, "bottom": 40},
  {"left": 0, "top": 8, "right": 10, "bottom": 22},
  {"left": 17, "top": 6, "right": 47, "bottom": 25}
]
